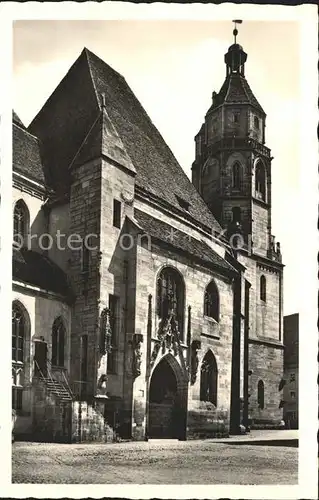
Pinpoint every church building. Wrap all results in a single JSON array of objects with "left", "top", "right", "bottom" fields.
[{"left": 12, "top": 28, "right": 285, "bottom": 442}]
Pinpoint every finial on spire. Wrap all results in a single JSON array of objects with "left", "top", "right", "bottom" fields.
[{"left": 232, "top": 19, "right": 242, "bottom": 44}]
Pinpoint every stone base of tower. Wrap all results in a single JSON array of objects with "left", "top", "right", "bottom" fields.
[{"left": 248, "top": 342, "right": 284, "bottom": 429}]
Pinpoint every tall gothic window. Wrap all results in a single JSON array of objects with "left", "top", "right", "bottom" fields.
[
  {"left": 200, "top": 350, "right": 218, "bottom": 405},
  {"left": 204, "top": 279, "right": 219, "bottom": 322},
  {"left": 156, "top": 267, "right": 185, "bottom": 338},
  {"left": 52, "top": 317, "right": 65, "bottom": 367},
  {"left": 257, "top": 380, "right": 265, "bottom": 409},
  {"left": 260, "top": 275, "right": 267, "bottom": 302},
  {"left": 13, "top": 199, "right": 29, "bottom": 246},
  {"left": 255, "top": 162, "right": 266, "bottom": 201},
  {"left": 232, "top": 162, "right": 242, "bottom": 190},
  {"left": 12, "top": 302, "right": 28, "bottom": 412}
]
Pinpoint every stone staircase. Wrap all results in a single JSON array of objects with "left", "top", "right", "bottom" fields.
[{"left": 41, "top": 377, "right": 74, "bottom": 402}]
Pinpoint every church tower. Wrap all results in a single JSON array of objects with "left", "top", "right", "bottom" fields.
[{"left": 192, "top": 22, "right": 285, "bottom": 428}]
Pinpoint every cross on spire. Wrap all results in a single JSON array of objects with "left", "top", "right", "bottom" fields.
[{"left": 232, "top": 19, "right": 243, "bottom": 44}]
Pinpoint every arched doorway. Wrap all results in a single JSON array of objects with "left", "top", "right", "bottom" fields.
[{"left": 148, "top": 355, "right": 187, "bottom": 439}]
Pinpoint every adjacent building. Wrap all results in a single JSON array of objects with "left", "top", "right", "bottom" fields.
[
  {"left": 12, "top": 29, "right": 285, "bottom": 442},
  {"left": 283, "top": 313, "right": 299, "bottom": 429}
]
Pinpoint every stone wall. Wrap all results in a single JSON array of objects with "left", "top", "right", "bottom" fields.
[
  {"left": 248, "top": 342, "right": 284, "bottom": 426},
  {"left": 68, "top": 158, "right": 102, "bottom": 396},
  {"left": 31, "top": 379, "right": 72, "bottom": 442}
]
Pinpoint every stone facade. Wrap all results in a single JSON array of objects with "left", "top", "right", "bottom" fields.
[
  {"left": 12, "top": 39, "right": 285, "bottom": 443},
  {"left": 283, "top": 314, "right": 299, "bottom": 429}
]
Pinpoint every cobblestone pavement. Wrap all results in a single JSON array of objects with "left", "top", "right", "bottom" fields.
[{"left": 12, "top": 433, "right": 298, "bottom": 484}]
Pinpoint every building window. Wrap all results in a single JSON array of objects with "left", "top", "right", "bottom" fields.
[
  {"left": 254, "top": 116, "right": 260, "bottom": 129},
  {"left": 12, "top": 386, "right": 23, "bottom": 411},
  {"left": 204, "top": 279, "right": 219, "bottom": 322},
  {"left": 107, "top": 294, "right": 119, "bottom": 374},
  {"left": 175, "top": 195, "right": 190, "bottom": 212},
  {"left": 12, "top": 303, "right": 25, "bottom": 363},
  {"left": 81, "top": 237, "right": 92, "bottom": 274},
  {"left": 290, "top": 373, "right": 296, "bottom": 383},
  {"left": 232, "top": 206, "right": 241, "bottom": 224},
  {"left": 113, "top": 199, "right": 122, "bottom": 228},
  {"left": 200, "top": 350, "right": 218, "bottom": 405},
  {"left": 52, "top": 317, "right": 65, "bottom": 367},
  {"left": 156, "top": 267, "right": 185, "bottom": 338},
  {"left": 290, "top": 391, "right": 296, "bottom": 400},
  {"left": 13, "top": 199, "right": 29, "bottom": 246},
  {"left": 12, "top": 302, "right": 29, "bottom": 413},
  {"left": 233, "top": 112, "right": 240, "bottom": 123},
  {"left": 255, "top": 162, "right": 266, "bottom": 201},
  {"left": 260, "top": 275, "right": 266, "bottom": 302},
  {"left": 232, "top": 162, "right": 242, "bottom": 190},
  {"left": 257, "top": 380, "right": 265, "bottom": 409}
]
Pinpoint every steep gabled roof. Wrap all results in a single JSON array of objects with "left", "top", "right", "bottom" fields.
[
  {"left": 13, "top": 119, "right": 45, "bottom": 185},
  {"left": 13, "top": 110, "right": 26, "bottom": 129},
  {"left": 28, "top": 48, "right": 221, "bottom": 232},
  {"left": 134, "top": 209, "right": 236, "bottom": 274},
  {"left": 207, "top": 73, "right": 265, "bottom": 115},
  {"left": 70, "top": 107, "right": 136, "bottom": 174}
]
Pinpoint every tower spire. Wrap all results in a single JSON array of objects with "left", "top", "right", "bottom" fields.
[{"left": 232, "top": 19, "right": 242, "bottom": 44}]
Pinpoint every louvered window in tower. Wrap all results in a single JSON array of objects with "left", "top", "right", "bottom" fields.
[{"left": 232, "top": 162, "right": 242, "bottom": 190}]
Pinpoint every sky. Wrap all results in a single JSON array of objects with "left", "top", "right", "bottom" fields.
[{"left": 13, "top": 20, "right": 301, "bottom": 315}]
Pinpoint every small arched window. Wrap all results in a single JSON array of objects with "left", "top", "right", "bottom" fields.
[
  {"left": 13, "top": 199, "right": 29, "bottom": 246},
  {"left": 204, "top": 280, "right": 219, "bottom": 322},
  {"left": 255, "top": 162, "right": 266, "bottom": 201},
  {"left": 156, "top": 267, "right": 185, "bottom": 337},
  {"left": 254, "top": 116, "right": 260, "bottom": 129},
  {"left": 232, "top": 162, "right": 242, "bottom": 190},
  {"left": 200, "top": 350, "right": 218, "bottom": 405},
  {"left": 260, "top": 275, "right": 266, "bottom": 302},
  {"left": 52, "top": 317, "right": 66, "bottom": 367},
  {"left": 257, "top": 380, "right": 265, "bottom": 409}
]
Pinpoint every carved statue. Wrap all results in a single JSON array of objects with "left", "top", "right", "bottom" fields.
[
  {"left": 190, "top": 340, "right": 201, "bottom": 385},
  {"left": 132, "top": 333, "right": 143, "bottom": 379},
  {"left": 100, "top": 308, "right": 112, "bottom": 356}
]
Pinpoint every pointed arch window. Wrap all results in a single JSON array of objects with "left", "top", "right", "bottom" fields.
[
  {"left": 255, "top": 162, "right": 266, "bottom": 201},
  {"left": 204, "top": 280, "right": 219, "bottom": 322},
  {"left": 12, "top": 303, "right": 25, "bottom": 363},
  {"left": 52, "top": 317, "right": 66, "bottom": 367},
  {"left": 232, "top": 162, "right": 242, "bottom": 190},
  {"left": 156, "top": 267, "right": 185, "bottom": 338},
  {"left": 257, "top": 380, "right": 265, "bottom": 409},
  {"left": 12, "top": 302, "right": 29, "bottom": 412},
  {"left": 200, "top": 350, "right": 218, "bottom": 405},
  {"left": 260, "top": 275, "right": 266, "bottom": 302},
  {"left": 254, "top": 116, "right": 260, "bottom": 129},
  {"left": 13, "top": 199, "right": 29, "bottom": 246}
]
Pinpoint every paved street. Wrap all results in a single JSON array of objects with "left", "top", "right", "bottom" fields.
[{"left": 12, "top": 430, "right": 298, "bottom": 484}]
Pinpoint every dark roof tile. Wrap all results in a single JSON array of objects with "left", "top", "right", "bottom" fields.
[
  {"left": 208, "top": 74, "right": 265, "bottom": 114},
  {"left": 133, "top": 209, "right": 235, "bottom": 274},
  {"left": 13, "top": 123, "right": 45, "bottom": 184},
  {"left": 28, "top": 48, "right": 221, "bottom": 232},
  {"left": 13, "top": 247, "right": 72, "bottom": 298}
]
